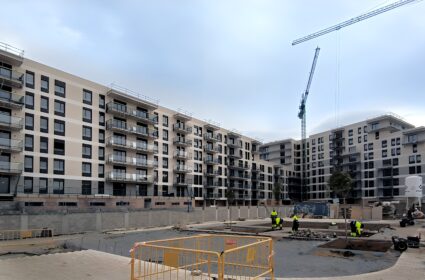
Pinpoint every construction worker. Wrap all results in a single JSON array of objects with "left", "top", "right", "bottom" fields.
[
  {"left": 271, "top": 209, "right": 278, "bottom": 228},
  {"left": 292, "top": 214, "right": 299, "bottom": 232},
  {"left": 350, "top": 220, "right": 364, "bottom": 237},
  {"left": 273, "top": 216, "right": 283, "bottom": 230}
]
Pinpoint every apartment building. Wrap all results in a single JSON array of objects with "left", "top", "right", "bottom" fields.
[
  {"left": 0, "top": 43, "right": 286, "bottom": 210},
  {"left": 260, "top": 114, "right": 425, "bottom": 203}
]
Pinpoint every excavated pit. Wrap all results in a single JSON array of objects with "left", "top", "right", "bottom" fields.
[{"left": 319, "top": 238, "right": 393, "bottom": 252}]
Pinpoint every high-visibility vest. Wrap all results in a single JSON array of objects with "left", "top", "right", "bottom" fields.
[
  {"left": 293, "top": 215, "right": 299, "bottom": 221},
  {"left": 271, "top": 211, "right": 277, "bottom": 217}
]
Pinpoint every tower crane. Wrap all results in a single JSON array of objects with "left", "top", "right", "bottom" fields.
[
  {"left": 292, "top": 0, "right": 422, "bottom": 45},
  {"left": 298, "top": 47, "right": 320, "bottom": 201}
]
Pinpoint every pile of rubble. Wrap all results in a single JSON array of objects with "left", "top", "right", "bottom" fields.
[{"left": 286, "top": 229, "right": 335, "bottom": 241}]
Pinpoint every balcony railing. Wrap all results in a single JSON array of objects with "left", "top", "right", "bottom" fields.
[
  {"left": 0, "top": 89, "right": 24, "bottom": 109},
  {"left": 227, "top": 141, "right": 242, "bottom": 148},
  {"left": 173, "top": 179, "right": 193, "bottom": 186},
  {"left": 132, "top": 126, "right": 158, "bottom": 139},
  {"left": 173, "top": 151, "right": 191, "bottom": 159},
  {"left": 106, "top": 102, "right": 158, "bottom": 124},
  {"left": 204, "top": 170, "right": 221, "bottom": 177},
  {"left": 204, "top": 158, "right": 220, "bottom": 165},
  {"left": 106, "top": 137, "right": 158, "bottom": 153},
  {"left": 204, "top": 133, "right": 220, "bottom": 142},
  {"left": 173, "top": 137, "right": 192, "bottom": 146},
  {"left": 227, "top": 152, "right": 242, "bottom": 159},
  {"left": 204, "top": 181, "right": 221, "bottom": 188},
  {"left": 174, "top": 165, "right": 192, "bottom": 173},
  {"left": 106, "top": 172, "right": 154, "bottom": 183},
  {"left": 106, "top": 119, "right": 128, "bottom": 131},
  {"left": 228, "top": 162, "right": 250, "bottom": 170},
  {"left": 203, "top": 145, "right": 221, "bottom": 153},
  {"left": 0, "top": 137, "right": 22, "bottom": 152},
  {"left": 107, "top": 155, "right": 158, "bottom": 168},
  {"left": 0, "top": 161, "right": 23, "bottom": 174},
  {"left": 173, "top": 123, "right": 192, "bottom": 134},
  {"left": 228, "top": 173, "right": 250, "bottom": 180},
  {"left": 0, "top": 114, "right": 23, "bottom": 130},
  {"left": 0, "top": 66, "right": 24, "bottom": 88}
]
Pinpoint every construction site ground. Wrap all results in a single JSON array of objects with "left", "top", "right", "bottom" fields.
[{"left": 0, "top": 218, "right": 424, "bottom": 279}]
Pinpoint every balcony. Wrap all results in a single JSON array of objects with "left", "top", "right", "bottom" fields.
[
  {"left": 173, "top": 123, "right": 192, "bottom": 134},
  {"left": 173, "top": 179, "right": 193, "bottom": 187},
  {"left": 227, "top": 152, "right": 242, "bottom": 159},
  {"left": 132, "top": 126, "right": 158, "bottom": 139},
  {"left": 204, "top": 170, "right": 221, "bottom": 177},
  {"left": 0, "top": 114, "right": 23, "bottom": 130},
  {"left": 106, "top": 102, "right": 158, "bottom": 125},
  {"left": 106, "top": 137, "right": 158, "bottom": 154},
  {"left": 0, "top": 43, "right": 24, "bottom": 66},
  {"left": 174, "top": 165, "right": 192, "bottom": 173},
  {"left": 203, "top": 145, "right": 221, "bottom": 153},
  {"left": 228, "top": 173, "right": 250, "bottom": 180},
  {"left": 106, "top": 119, "right": 128, "bottom": 133},
  {"left": 173, "top": 137, "right": 192, "bottom": 147},
  {"left": 0, "top": 161, "right": 22, "bottom": 175},
  {"left": 204, "top": 181, "right": 221, "bottom": 188},
  {"left": 0, "top": 137, "right": 22, "bottom": 152},
  {"left": 204, "top": 158, "right": 220, "bottom": 165},
  {"left": 204, "top": 193, "right": 222, "bottom": 199},
  {"left": 228, "top": 162, "right": 250, "bottom": 170},
  {"left": 0, "top": 89, "right": 24, "bottom": 109},
  {"left": 227, "top": 140, "right": 242, "bottom": 148},
  {"left": 106, "top": 84, "right": 158, "bottom": 110},
  {"left": 107, "top": 155, "right": 158, "bottom": 168},
  {"left": 0, "top": 66, "right": 23, "bottom": 88},
  {"left": 173, "top": 151, "right": 192, "bottom": 159},
  {"left": 105, "top": 172, "right": 154, "bottom": 184},
  {"left": 251, "top": 166, "right": 262, "bottom": 173},
  {"left": 204, "top": 133, "right": 220, "bottom": 142}
]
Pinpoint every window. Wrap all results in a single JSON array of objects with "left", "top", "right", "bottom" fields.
[
  {"left": 162, "top": 171, "right": 168, "bottom": 183},
  {"left": 54, "top": 139, "right": 65, "bottom": 155},
  {"left": 99, "top": 112, "right": 105, "bottom": 126},
  {"left": 82, "top": 181, "right": 91, "bottom": 195},
  {"left": 40, "top": 96, "right": 49, "bottom": 113},
  {"left": 99, "top": 94, "right": 105, "bottom": 109},
  {"left": 98, "top": 164, "right": 104, "bottom": 178},
  {"left": 391, "top": 138, "right": 396, "bottom": 146},
  {"left": 408, "top": 134, "right": 417, "bottom": 143},
  {"left": 163, "top": 115, "right": 168, "bottom": 127},
  {"left": 54, "top": 80, "right": 66, "bottom": 97},
  {"left": 82, "top": 108, "right": 92, "bottom": 123},
  {"left": 54, "top": 159, "right": 65, "bottom": 174},
  {"left": 82, "top": 126, "right": 92, "bottom": 141},
  {"left": 40, "top": 136, "right": 48, "bottom": 153},
  {"left": 348, "top": 129, "right": 353, "bottom": 137},
  {"left": 24, "top": 177, "right": 33, "bottom": 193},
  {"left": 82, "top": 144, "right": 92, "bottom": 159},
  {"left": 382, "top": 150, "right": 387, "bottom": 158},
  {"left": 413, "top": 144, "right": 418, "bottom": 153},
  {"left": 24, "top": 134, "right": 33, "bottom": 151},
  {"left": 163, "top": 129, "right": 168, "bottom": 141},
  {"left": 40, "top": 116, "right": 48, "bottom": 133},
  {"left": 54, "top": 120, "right": 65, "bottom": 136},
  {"left": 25, "top": 71, "right": 35, "bottom": 88},
  {"left": 409, "top": 155, "right": 415, "bottom": 164},
  {"left": 163, "top": 157, "right": 168, "bottom": 168},
  {"left": 417, "top": 155, "right": 421, "bottom": 163},
  {"left": 99, "top": 129, "right": 105, "bottom": 143},
  {"left": 40, "top": 157, "right": 48, "bottom": 173},
  {"left": 53, "top": 179, "right": 64, "bottom": 194},
  {"left": 24, "top": 156, "right": 33, "bottom": 172},
  {"left": 409, "top": 166, "right": 416, "bottom": 174},
  {"left": 83, "top": 89, "right": 92, "bottom": 105},
  {"left": 162, "top": 143, "right": 168, "bottom": 155},
  {"left": 41, "top": 75, "right": 49, "bottom": 93},
  {"left": 98, "top": 181, "right": 104, "bottom": 194},
  {"left": 39, "top": 178, "right": 48, "bottom": 194},
  {"left": 98, "top": 147, "right": 105, "bottom": 160},
  {"left": 82, "top": 162, "right": 91, "bottom": 176},
  {"left": 358, "top": 136, "right": 361, "bottom": 143},
  {"left": 54, "top": 100, "right": 65, "bottom": 116},
  {"left": 25, "top": 92, "right": 34, "bottom": 109},
  {"left": 348, "top": 138, "right": 353, "bottom": 145},
  {"left": 25, "top": 113, "right": 34, "bottom": 130}
]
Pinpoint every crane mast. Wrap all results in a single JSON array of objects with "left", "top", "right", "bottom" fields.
[
  {"left": 292, "top": 0, "right": 422, "bottom": 45},
  {"left": 299, "top": 47, "right": 320, "bottom": 201}
]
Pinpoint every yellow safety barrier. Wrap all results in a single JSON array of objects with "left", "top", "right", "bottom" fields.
[
  {"left": 130, "top": 234, "right": 274, "bottom": 280},
  {"left": 0, "top": 228, "right": 53, "bottom": 241}
]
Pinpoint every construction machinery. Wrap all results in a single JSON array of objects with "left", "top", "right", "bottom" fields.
[
  {"left": 292, "top": 0, "right": 423, "bottom": 45},
  {"left": 298, "top": 47, "right": 320, "bottom": 201}
]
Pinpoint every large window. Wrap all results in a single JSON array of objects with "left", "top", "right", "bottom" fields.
[
  {"left": 54, "top": 119, "right": 65, "bottom": 136},
  {"left": 40, "top": 96, "right": 49, "bottom": 113},
  {"left": 98, "top": 182, "right": 104, "bottom": 194},
  {"left": 83, "top": 89, "right": 92, "bottom": 105},
  {"left": 99, "top": 94, "right": 105, "bottom": 109},
  {"left": 40, "top": 116, "right": 48, "bottom": 133},
  {"left": 53, "top": 179, "right": 64, "bottom": 194},
  {"left": 40, "top": 136, "right": 48, "bottom": 153},
  {"left": 24, "top": 156, "right": 33, "bottom": 172},
  {"left": 99, "top": 112, "right": 105, "bottom": 126},
  {"left": 82, "top": 108, "right": 92, "bottom": 123},
  {"left": 54, "top": 159, "right": 65, "bottom": 174},
  {"left": 98, "top": 164, "right": 104, "bottom": 178},
  {"left": 25, "top": 71, "right": 34, "bottom": 88},
  {"left": 98, "top": 147, "right": 105, "bottom": 160},
  {"left": 25, "top": 113, "right": 34, "bottom": 130},
  {"left": 25, "top": 92, "right": 34, "bottom": 109},
  {"left": 54, "top": 139, "right": 65, "bottom": 155},
  {"left": 54, "top": 80, "right": 66, "bottom": 97},
  {"left": 82, "top": 144, "right": 92, "bottom": 159},
  {"left": 40, "top": 157, "right": 48, "bottom": 173},
  {"left": 54, "top": 100, "right": 65, "bottom": 116},
  {"left": 39, "top": 178, "right": 48, "bottom": 194},
  {"left": 82, "top": 126, "right": 92, "bottom": 141},
  {"left": 82, "top": 181, "right": 91, "bottom": 195},
  {"left": 24, "top": 177, "right": 33, "bottom": 193},
  {"left": 24, "top": 134, "right": 33, "bottom": 151},
  {"left": 82, "top": 162, "right": 91, "bottom": 177},
  {"left": 99, "top": 129, "right": 105, "bottom": 143},
  {"left": 41, "top": 75, "right": 49, "bottom": 93}
]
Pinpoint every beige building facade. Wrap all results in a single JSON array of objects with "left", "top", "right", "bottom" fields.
[{"left": 0, "top": 44, "right": 287, "bottom": 210}]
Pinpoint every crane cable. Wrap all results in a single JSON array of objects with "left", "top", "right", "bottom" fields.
[{"left": 335, "top": 30, "right": 341, "bottom": 128}]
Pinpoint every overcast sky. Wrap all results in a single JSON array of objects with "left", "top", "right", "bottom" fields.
[{"left": 1, "top": 0, "right": 424, "bottom": 142}]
